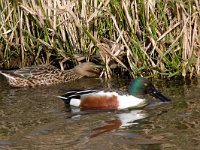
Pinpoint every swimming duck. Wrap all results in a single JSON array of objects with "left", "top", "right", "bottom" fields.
[
  {"left": 57, "top": 77, "right": 171, "bottom": 110},
  {"left": 0, "top": 62, "right": 101, "bottom": 87}
]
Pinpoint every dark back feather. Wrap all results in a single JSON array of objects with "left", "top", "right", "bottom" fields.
[{"left": 58, "top": 89, "right": 98, "bottom": 105}]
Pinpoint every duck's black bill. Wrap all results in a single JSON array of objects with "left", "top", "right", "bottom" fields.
[{"left": 150, "top": 90, "right": 171, "bottom": 102}]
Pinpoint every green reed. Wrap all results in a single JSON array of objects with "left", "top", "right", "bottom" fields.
[{"left": 0, "top": 0, "right": 199, "bottom": 79}]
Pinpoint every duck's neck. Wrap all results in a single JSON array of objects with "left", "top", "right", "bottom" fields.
[{"left": 63, "top": 69, "right": 83, "bottom": 82}]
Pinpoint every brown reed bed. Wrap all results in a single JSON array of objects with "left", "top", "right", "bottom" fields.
[{"left": 0, "top": 0, "right": 199, "bottom": 79}]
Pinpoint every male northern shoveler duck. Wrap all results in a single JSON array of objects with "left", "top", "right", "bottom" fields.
[
  {"left": 0, "top": 62, "right": 100, "bottom": 87},
  {"left": 57, "top": 77, "right": 171, "bottom": 110}
]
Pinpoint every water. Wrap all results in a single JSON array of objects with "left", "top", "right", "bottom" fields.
[{"left": 0, "top": 75, "right": 200, "bottom": 150}]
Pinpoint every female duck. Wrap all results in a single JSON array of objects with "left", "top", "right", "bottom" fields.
[
  {"left": 0, "top": 62, "right": 100, "bottom": 87},
  {"left": 57, "top": 77, "right": 171, "bottom": 110}
]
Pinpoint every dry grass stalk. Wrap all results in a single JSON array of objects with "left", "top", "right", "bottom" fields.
[{"left": 0, "top": 0, "right": 200, "bottom": 79}]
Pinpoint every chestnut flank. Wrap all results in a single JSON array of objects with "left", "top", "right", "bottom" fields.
[{"left": 80, "top": 95, "right": 119, "bottom": 110}]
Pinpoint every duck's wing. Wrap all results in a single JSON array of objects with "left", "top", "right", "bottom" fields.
[
  {"left": 1, "top": 65, "right": 60, "bottom": 79},
  {"left": 57, "top": 89, "right": 98, "bottom": 105}
]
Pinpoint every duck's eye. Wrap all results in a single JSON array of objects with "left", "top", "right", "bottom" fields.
[{"left": 93, "top": 68, "right": 97, "bottom": 71}]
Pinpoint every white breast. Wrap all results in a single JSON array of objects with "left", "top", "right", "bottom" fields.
[{"left": 117, "top": 95, "right": 147, "bottom": 109}]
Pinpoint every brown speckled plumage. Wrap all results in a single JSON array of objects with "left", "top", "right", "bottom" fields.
[{"left": 0, "top": 62, "right": 100, "bottom": 87}]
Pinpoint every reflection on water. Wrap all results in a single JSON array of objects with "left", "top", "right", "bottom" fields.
[
  {"left": 91, "top": 110, "right": 147, "bottom": 137},
  {"left": 0, "top": 75, "right": 200, "bottom": 149}
]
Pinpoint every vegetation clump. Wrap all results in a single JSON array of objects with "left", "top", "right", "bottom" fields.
[{"left": 0, "top": 0, "right": 199, "bottom": 79}]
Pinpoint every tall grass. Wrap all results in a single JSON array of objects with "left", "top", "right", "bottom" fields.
[{"left": 0, "top": 0, "right": 199, "bottom": 79}]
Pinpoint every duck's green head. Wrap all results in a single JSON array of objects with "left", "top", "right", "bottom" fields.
[{"left": 128, "top": 77, "right": 170, "bottom": 102}]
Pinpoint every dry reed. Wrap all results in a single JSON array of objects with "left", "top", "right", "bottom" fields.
[{"left": 0, "top": 0, "right": 199, "bottom": 79}]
